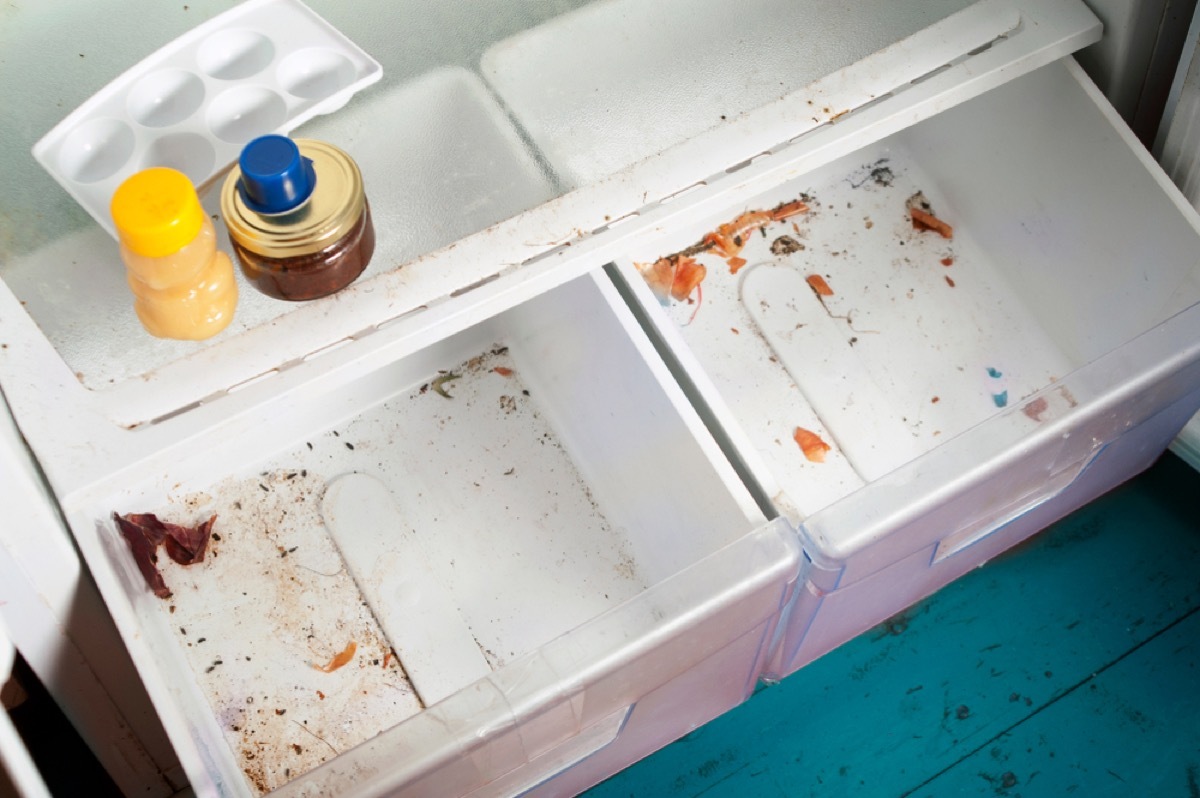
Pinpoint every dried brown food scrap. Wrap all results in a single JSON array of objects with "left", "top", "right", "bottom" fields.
[
  {"left": 906, "top": 192, "right": 953, "bottom": 239},
  {"left": 114, "top": 512, "right": 216, "bottom": 599},
  {"left": 770, "top": 235, "right": 804, "bottom": 256}
]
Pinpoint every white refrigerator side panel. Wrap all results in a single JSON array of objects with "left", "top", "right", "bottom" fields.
[{"left": 0, "top": 393, "right": 182, "bottom": 796}]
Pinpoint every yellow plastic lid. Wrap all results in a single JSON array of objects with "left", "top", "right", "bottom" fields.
[{"left": 110, "top": 167, "right": 205, "bottom": 258}]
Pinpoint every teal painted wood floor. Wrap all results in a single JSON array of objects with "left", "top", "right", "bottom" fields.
[{"left": 585, "top": 453, "right": 1200, "bottom": 798}]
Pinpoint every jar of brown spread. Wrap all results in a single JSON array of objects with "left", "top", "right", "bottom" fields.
[{"left": 221, "top": 136, "right": 374, "bottom": 301}]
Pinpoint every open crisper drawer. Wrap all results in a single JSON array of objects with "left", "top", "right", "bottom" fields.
[
  {"left": 613, "top": 59, "right": 1200, "bottom": 679},
  {"left": 53, "top": 271, "right": 798, "bottom": 797}
]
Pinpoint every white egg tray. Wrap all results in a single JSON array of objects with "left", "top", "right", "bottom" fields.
[{"left": 31, "top": 0, "right": 382, "bottom": 237}]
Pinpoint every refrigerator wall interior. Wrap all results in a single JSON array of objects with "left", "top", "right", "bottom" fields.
[
  {"left": 0, "top": 0, "right": 1099, "bottom": 432},
  {"left": 616, "top": 59, "right": 1200, "bottom": 674},
  {"left": 56, "top": 271, "right": 791, "bottom": 796}
]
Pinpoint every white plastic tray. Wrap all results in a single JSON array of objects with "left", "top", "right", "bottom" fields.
[{"left": 31, "top": 0, "right": 382, "bottom": 237}]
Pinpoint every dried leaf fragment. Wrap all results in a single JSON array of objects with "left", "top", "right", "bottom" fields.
[
  {"left": 431, "top": 373, "right": 460, "bottom": 399},
  {"left": 793, "top": 427, "right": 831, "bottom": 463},
  {"left": 114, "top": 512, "right": 216, "bottom": 599},
  {"left": 314, "top": 641, "right": 357, "bottom": 673}
]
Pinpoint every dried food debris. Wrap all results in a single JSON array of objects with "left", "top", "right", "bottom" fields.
[
  {"left": 806, "top": 274, "right": 835, "bottom": 297},
  {"left": 907, "top": 192, "right": 954, "bottom": 239},
  {"left": 638, "top": 196, "right": 810, "bottom": 304},
  {"left": 940, "top": 257, "right": 954, "bottom": 266},
  {"left": 114, "top": 512, "right": 215, "bottom": 599},
  {"left": 770, "top": 235, "right": 805, "bottom": 255},
  {"left": 431, "top": 372, "right": 460, "bottom": 399},
  {"left": 492, "top": 366, "right": 513, "bottom": 377},
  {"left": 637, "top": 254, "right": 707, "bottom": 304},
  {"left": 313, "top": 641, "right": 357, "bottom": 673},
  {"left": 944, "top": 276, "right": 956, "bottom": 288},
  {"left": 704, "top": 201, "right": 809, "bottom": 272},
  {"left": 793, "top": 427, "right": 831, "bottom": 463},
  {"left": 849, "top": 159, "right": 895, "bottom": 189},
  {"left": 1023, "top": 396, "right": 1050, "bottom": 422}
]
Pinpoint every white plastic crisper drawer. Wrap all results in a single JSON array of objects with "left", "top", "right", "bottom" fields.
[
  {"left": 613, "top": 59, "right": 1200, "bottom": 678},
  {"left": 50, "top": 271, "right": 797, "bottom": 797},
  {"left": 0, "top": 1, "right": 1129, "bottom": 797}
]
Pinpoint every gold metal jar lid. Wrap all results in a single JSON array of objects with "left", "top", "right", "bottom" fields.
[{"left": 221, "top": 139, "right": 365, "bottom": 259}]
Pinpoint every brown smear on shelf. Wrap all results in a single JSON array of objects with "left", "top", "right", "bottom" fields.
[
  {"left": 793, "top": 427, "right": 831, "bottom": 463},
  {"left": 1023, "top": 396, "right": 1050, "bottom": 422}
]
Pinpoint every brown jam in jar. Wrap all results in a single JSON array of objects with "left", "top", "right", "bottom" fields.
[
  {"left": 221, "top": 137, "right": 375, "bottom": 301},
  {"left": 233, "top": 202, "right": 375, "bottom": 301}
]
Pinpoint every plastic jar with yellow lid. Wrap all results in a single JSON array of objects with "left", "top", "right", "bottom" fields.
[{"left": 110, "top": 168, "right": 238, "bottom": 340}]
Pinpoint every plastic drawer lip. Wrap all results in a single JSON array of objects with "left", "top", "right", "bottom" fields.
[{"left": 263, "top": 519, "right": 800, "bottom": 798}]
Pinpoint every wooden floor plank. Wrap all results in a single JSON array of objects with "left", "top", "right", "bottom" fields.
[
  {"left": 585, "top": 454, "right": 1200, "bottom": 797},
  {"left": 911, "top": 607, "right": 1200, "bottom": 797}
]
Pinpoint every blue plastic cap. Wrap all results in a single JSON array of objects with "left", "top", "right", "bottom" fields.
[{"left": 237, "top": 135, "right": 316, "bottom": 214}]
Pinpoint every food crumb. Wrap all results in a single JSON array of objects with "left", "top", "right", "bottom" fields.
[
  {"left": 769, "top": 235, "right": 805, "bottom": 255},
  {"left": 1022, "top": 397, "right": 1049, "bottom": 422},
  {"left": 313, "top": 641, "right": 357, "bottom": 673},
  {"left": 806, "top": 274, "right": 834, "bottom": 297},
  {"left": 940, "top": 257, "right": 954, "bottom": 266},
  {"left": 793, "top": 427, "right": 831, "bottom": 463},
  {"left": 730, "top": 327, "right": 740, "bottom": 335},
  {"left": 944, "top": 276, "right": 956, "bottom": 288}
]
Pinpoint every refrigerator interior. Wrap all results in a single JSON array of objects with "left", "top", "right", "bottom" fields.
[{"left": 0, "top": 1, "right": 1113, "bottom": 795}]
